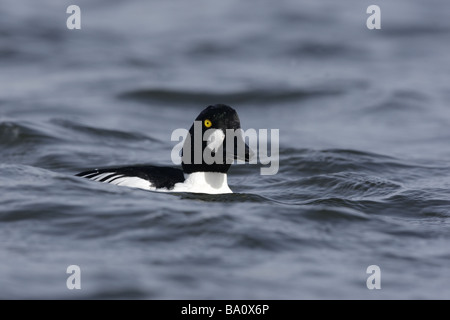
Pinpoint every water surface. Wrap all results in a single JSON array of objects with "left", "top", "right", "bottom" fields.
[{"left": 1, "top": 0, "right": 450, "bottom": 299}]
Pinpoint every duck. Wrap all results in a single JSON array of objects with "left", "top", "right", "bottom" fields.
[{"left": 76, "top": 104, "right": 253, "bottom": 194}]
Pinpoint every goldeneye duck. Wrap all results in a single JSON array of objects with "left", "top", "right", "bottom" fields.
[{"left": 76, "top": 104, "right": 254, "bottom": 194}]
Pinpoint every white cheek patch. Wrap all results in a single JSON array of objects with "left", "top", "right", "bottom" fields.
[{"left": 204, "top": 129, "right": 225, "bottom": 152}]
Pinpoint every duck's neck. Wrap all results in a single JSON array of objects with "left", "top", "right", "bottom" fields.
[{"left": 176, "top": 172, "right": 232, "bottom": 194}]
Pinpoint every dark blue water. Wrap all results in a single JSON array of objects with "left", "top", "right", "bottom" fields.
[{"left": 1, "top": 0, "right": 450, "bottom": 299}]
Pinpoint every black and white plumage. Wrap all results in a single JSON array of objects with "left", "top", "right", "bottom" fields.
[
  {"left": 77, "top": 165, "right": 185, "bottom": 190},
  {"left": 76, "top": 104, "right": 253, "bottom": 194}
]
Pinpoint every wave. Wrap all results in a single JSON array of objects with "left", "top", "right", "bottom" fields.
[
  {"left": 117, "top": 87, "right": 343, "bottom": 106},
  {"left": 0, "top": 120, "right": 61, "bottom": 146},
  {"left": 49, "top": 119, "right": 160, "bottom": 143}
]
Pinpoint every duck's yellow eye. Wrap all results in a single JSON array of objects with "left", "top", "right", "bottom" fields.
[{"left": 204, "top": 119, "right": 212, "bottom": 128}]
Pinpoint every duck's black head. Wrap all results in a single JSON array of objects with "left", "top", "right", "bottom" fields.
[{"left": 181, "top": 104, "right": 253, "bottom": 174}]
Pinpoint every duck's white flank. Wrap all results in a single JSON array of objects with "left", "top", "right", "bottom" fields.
[
  {"left": 91, "top": 172, "right": 154, "bottom": 190},
  {"left": 172, "top": 172, "right": 232, "bottom": 194}
]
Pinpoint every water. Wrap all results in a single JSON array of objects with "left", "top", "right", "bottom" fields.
[{"left": 1, "top": 0, "right": 450, "bottom": 299}]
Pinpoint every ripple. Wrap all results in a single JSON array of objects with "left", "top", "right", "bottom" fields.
[
  {"left": 302, "top": 205, "right": 370, "bottom": 221},
  {"left": 300, "top": 172, "right": 402, "bottom": 199},
  {"left": 279, "top": 148, "right": 410, "bottom": 176}
]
